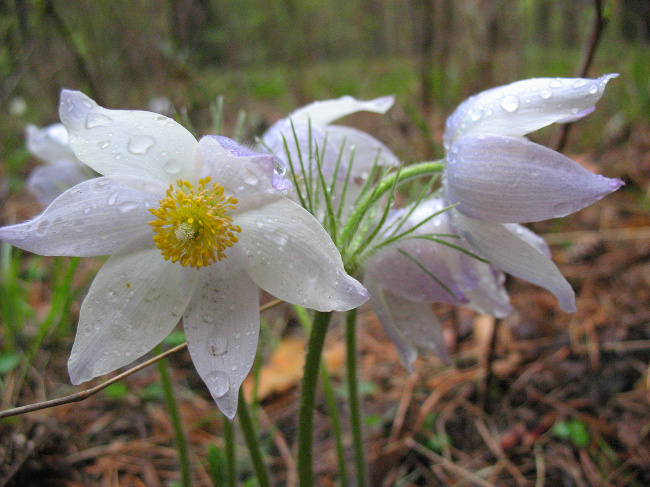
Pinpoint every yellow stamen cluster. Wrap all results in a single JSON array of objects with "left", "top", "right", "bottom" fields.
[{"left": 149, "top": 177, "right": 241, "bottom": 268}]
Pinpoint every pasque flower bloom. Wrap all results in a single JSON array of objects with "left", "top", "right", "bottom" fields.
[
  {"left": 25, "top": 123, "right": 94, "bottom": 206},
  {"left": 362, "top": 197, "right": 514, "bottom": 369},
  {"left": 0, "top": 91, "right": 368, "bottom": 418},
  {"left": 442, "top": 75, "right": 624, "bottom": 312}
]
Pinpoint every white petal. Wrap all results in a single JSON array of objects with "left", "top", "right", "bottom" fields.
[
  {"left": 0, "top": 177, "right": 158, "bottom": 256},
  {"left": 59, "top": 90, "right": 202, "bottom": 184},
  {"left": 445, "top": 134, "right": 624, "bottom": 223},
  {"left": 26, "top": 123, "right": 78, "bottom": 164},
  {"left": 452, "top": 211, "right": 576, "bottom": 312},
  {"left": 27, "top": 160, "right": 94, "bottom": 207},
  {"left": 184, "top": 259, "right": 260, "bottom": 420},
  {"left": 366, "top": 277, "right": 448, "bottom": 371},
  {"left": 325, "top": 125, "right": 399, "bottom": 171},
  {"left": 199, "top": 136, "right": 277, "bottom": 201},
  {"left": 288, "top": 95, "right": 394, "bottom": 126},
  {"left": 232, "top": 196, "right": 368, "bottom": 311},
  {"left": 444, "top": 74, "right": 617, "bottom": 147},
  {"left": 68, "top": 248, "right": 199, "bottom": 384}
]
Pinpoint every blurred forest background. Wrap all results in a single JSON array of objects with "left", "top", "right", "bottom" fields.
[{"left": 1, "top": 1, "right": 650, "bottom": 486}]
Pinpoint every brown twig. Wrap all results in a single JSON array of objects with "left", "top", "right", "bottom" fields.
[
  {"left": 553, "top": 0, "right": 608, "bottom": 152},
  {"left": 0, "top": 299, "right": 285, "bottom": 420},
  {"left": 480, "top": 318, "right": 502, "bottom": 412},
  {"left": 0, "top": 343, "right": 187, "bottom": 419}
]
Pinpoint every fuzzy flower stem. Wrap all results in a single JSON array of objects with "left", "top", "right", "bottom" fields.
[
  {"left": 339, "top": 160, "right": 444, "bottom": 265},
  {"left": 238, "top": 389, "right": 272, "bottom": 487},
  {"left": 345, "top": 307, "right": 367, "bottom": 487},
  {"left": 155, "top": 345, "right": 192, "bottom": 487},
  {"left": 297, "top": 310, "right": 333, "bottom": 487},
  {"left": 222, "top": 417, "right": 236, "bottom": 487}
]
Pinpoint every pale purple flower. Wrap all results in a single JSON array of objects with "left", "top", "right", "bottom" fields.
[
  {"left": 0, "top": 90, "right": 368, "bottom": 419},
  {"left": 443, "top": 75, "right": 624, "bottom": 312},
  {"left": 25, "top": 123, "right": 94, "bottom": 206},
  {"left": 363, "top": 198, "right": 512, "bottom": 369}
]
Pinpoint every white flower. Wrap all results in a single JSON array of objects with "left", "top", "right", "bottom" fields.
[
  {"left": 0, "top": 90, "right": 368, "bottom": 419},
  {"left": 442, "top": 75, "right": 624, "bottom": 312},
  {"left": 25, "top": 123, "right": 94, "bottom": 206}
]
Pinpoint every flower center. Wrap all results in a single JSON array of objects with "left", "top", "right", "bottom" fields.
[{"left": 149, "top": 177, "right": 241, "bottom": 268}]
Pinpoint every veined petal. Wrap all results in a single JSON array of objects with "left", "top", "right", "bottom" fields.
[
  {"left": 199, "top": 136, "right": 277, "bottom": 200},
  {"left": 288, "top": 95, "right": 394, "bottom": 126},
  {"left": 232, "top": 196, "right": 368, "bottom": 311},
  {"left": 444, "top": 74, "right": 617, "bottom": 146},
  {"left": 27, "top": 160, "right": 93, "bottom": 207},
  {"left": 26, "top": 123, "right": 78, "bottom": 164},
  {"left": 366, "top": 277, "right": 448, "bottom": 371},
  {"left": 364, "top": 238, "right": 466, "bottom": 304},
  {"left": 59, "top": 90, "right": 202, "bottom": 184},
  {"left": 452, "top": 211, "right": 576, "bottom": 312},
  {"left": 0, "top": 177, "right": 158, "bottom": 256},
  {"left": 446, "top": 134, "right": 624, "bottom": 223},
  {"left": 68, "top": 248, "right": 199, "bottom": 384},
  {"left": 504, "top": 224, "right": 551, "bottom": 258},
  {"left": 184, "top": 259, "right": 260, "bottom": 420}
]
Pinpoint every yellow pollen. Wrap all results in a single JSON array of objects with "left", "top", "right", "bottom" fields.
[{"left": 149, "top": 177, "right": 241, "bottom": 268}]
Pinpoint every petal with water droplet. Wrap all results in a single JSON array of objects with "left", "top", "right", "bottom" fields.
[
  {"left": 445, "top": 134, "right": 624, "bottom": 223},
  {"left": 287, "top": 95, "right": 394, "bottom": 127},
  {"left": 0, "top": 177, "right": 159, "bottom": 256},
  {"left": 444, "top": 74, "right": 617, "bottom": 146},
  {"left": 59, "top": 90, "right": 202, "bottom": 184},
  {"left": 183, "top": 259, "right": 259, "bottom": 419},
  {"left": 68, "top": 249, "right": 199, "bottom": 384},
  {"left": 233, "top": 196, "right": 368, "bottom": 311}
]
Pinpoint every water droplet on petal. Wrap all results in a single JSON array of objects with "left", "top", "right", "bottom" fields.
[
  {"left": 500, "top": 95, "right": 519, "bottom": 113},
  {"left": 242, "top": 170, "right": 259, "bottom": 186},
  {"left": 127, "top": 135, "right": 156, "bottom": 155},
  {"left": 588, "top": 84, "right": 598, "bottom": 94},
  {"left": 107, "top": 191, "right": 120, "bottom": 205},
  {"left": 163, "top": 159, "right": 182, "bottom": 175},
  {"left": 204, "top": 371, "right": 230, "bottom": 398},
  {"left": 573, "top": 79, "right": 587, "bottom": 88},
  {"left": 550, "top": 79, "right": 563, "bottom": 88},
  {"left": 98, "top": 141, "right": 110, "bottom": 149},
  {"left": 207, "top": 332, "right": 228, "bottom": 356},
  {"left": 540, "top": 90, "right": 552, "bottom": 99},
  {"left": 85, "top": 113, "right": 112, "bottom": 129},
  {"left": 117, "top": 201, "right": 139, "bottom": 212},
  {"left": 35, "top": 219, "right": 52, "bottom": 236},
  {"left": 144, "top": 288, "right": 160, "bottom": 302},
  {"left": 81, "top": 99, "right": 94, "bottom": 109}
]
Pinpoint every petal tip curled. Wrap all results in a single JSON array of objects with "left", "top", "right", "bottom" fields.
[{"left": 59, "top": 89, "right": 98, "bottom": 133}]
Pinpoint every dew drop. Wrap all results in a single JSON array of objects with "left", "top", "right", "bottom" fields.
[
  {"left": 107, "top": 191, "right": 120, "bottom": 206},
  {"left": 127, "top": 135, "right": 156, "bottom": 155},
  {"left": 500, "top": 95, "right": 519, "bottom": 112},
  {"left": 144, "top": 288, "right": 160, "bottom": 302},
  {"left": 550, "top": 79, "right": 563, "bottom": 88},
  {"left": 117, "top": 201, "right": 139, "bottom": 212},
  {"left": 207, "top": 333, "right": 228, "bottom": 356},
  {"left": 81, "top": 99, "right": 94, "bottom": 109},
  {"left": 539, "top": 90, "right": 552, "bottom": 99},
  {"left": 204, "top": 371, "right": 230, "bottom": 398},
  {"left": 85, "top": 113, "right": 112, "bottom": 129},
  {"left": 35, "top": 219, "right": 52, "bottom": 236},
  {"left": 588, "top": 84, "right": 598, "bottom": 95},
  {"left": 255, "top": 220, "right": 264, "bottom": 228},
  {"left": 231, "top": 365, "right": 238, "bottom": 372},
  {"left": 242, "top": 170, "right": 259, "bottom": 186},
  {"left": 98, "top": 141, "right": 110, "bottom": 149},
  {"left": 469, "top": 108, "right": 483, "bottom": 121},
  {"left": 573, "top": 79, "right": 587, "bottom": 88},
  {"left": 163, "top": 159, "right": 182, "bottom": 175}
]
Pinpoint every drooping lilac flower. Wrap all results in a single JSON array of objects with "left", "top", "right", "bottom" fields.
[
  {"left": 362, "top": 198, "right": 512, "bottom": 369},
  {"left": 443, "top": 75, "right": 624, "bottom": 312},
  {"left": 25, "top": 123, "right": 94, "bottom": 206},
  {"left": 0, "top": 90, "right": 368, "bottom": 419}
]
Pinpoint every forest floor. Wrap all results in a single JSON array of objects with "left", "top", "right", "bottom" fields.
[{"left": 0, "top": 115, "right": 649, "bottom": 487}]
